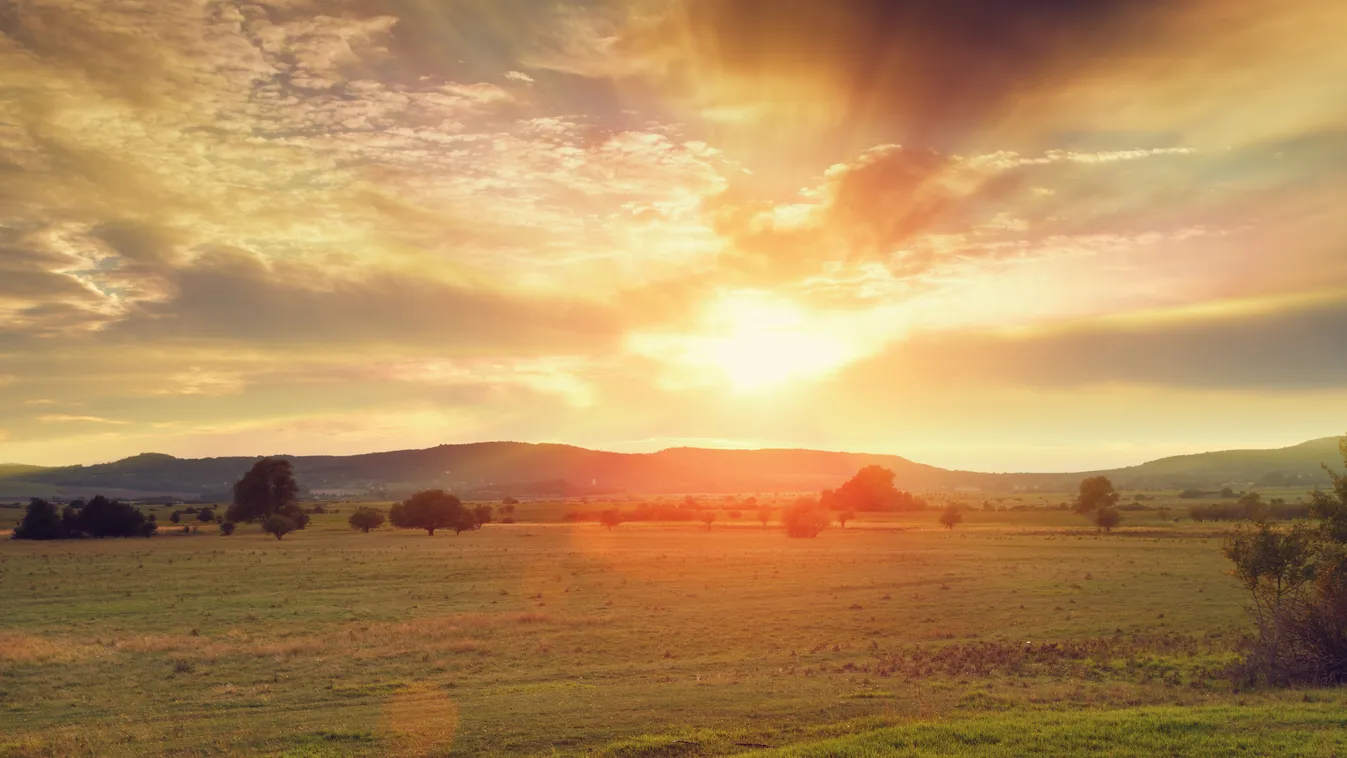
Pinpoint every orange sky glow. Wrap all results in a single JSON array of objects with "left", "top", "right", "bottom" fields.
[{"left": 2, "top": 0, "right": 1347, "bottom": 470}]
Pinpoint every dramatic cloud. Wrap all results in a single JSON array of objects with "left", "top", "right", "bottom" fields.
[{"left": 0, "top": 0, "right": 1345, "bottom": 468}]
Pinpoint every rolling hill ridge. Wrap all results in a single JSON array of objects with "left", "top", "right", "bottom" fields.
[{"left": 1, "top": 436, "right": 1343, "bottom": 501}]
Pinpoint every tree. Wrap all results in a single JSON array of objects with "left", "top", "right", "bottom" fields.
[
  {"left": 389, "top": 489, "right": 467, "bottom": 536},
  {"left": 821, "top": 466, "right": 925, "bottom": 512},
  {"left": 837, "top": 509, "right": 856, "bottom": 529},
  {"left": 599, "top": 508, "right": 622, "bottom": 530},
  {"left": 1074, "top": 476, "right": 1119, "bottom": 514},
  {"left": 348, "top": 507, "right": 385, "bottom": 533},
  {"left": 170, "top": 510, "right": 182, "bottom": 524},
  {"left": 782, "top": 498, "right": 829, "bottom": 538},
  {"left": 12, "top": 498, "right": 63, "bottom": 540},
  {"left": 1094, "top": 507, "right": 1122, "bottom": 533},
  {"left": 473, "top": 504, "right": 494, "bottom": 528},
  {"left": 699, "top": 511, "right": 716, "bottom": 530},
  {"left": 939, "top": 505, "right": 963, "bottom": 530},
  {"left": 196, "top": 508, "right": 216, "bottom": 523},
  {"left": 219, "top": 521, "right": 236, "bottom": 536},
  {"left": 502, "top": 496, "right": 519, "bottom": 506},
  {"left": 757, "top": 506, "right": 772, "bottom": 528},
  {"left": 262, "top": 514, "right": 297, "bottom": 540},
  {"left": 227, "top": 458, "right": 302, "bottom": 526}
]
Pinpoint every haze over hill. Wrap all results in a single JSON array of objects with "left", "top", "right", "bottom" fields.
[{"left": 2, "top": 437, "right": 1341, "bottom": 502}]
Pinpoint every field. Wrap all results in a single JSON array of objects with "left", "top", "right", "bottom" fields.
[{"left": 2, "top": 505, "right": 1345, "bottom": 756}]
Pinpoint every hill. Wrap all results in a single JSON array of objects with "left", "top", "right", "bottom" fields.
[{"left": 0, "top": 437, "right": 1341, "bottom": 501}]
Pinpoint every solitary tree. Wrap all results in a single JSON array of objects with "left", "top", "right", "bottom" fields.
[
  {"left": 1074, "top": 476, "right": 1119, "bottom": 514},
  {"left": 196, "top": 508, "right": 216, "bottom": 523},
  {"left": 219, "top": 521, "right": 236, "bottom": 536},
  {"left": 390, "top": 489, "right": 467, "bottom": 536},
  {"left": 170, "top": 510, "right": 182, "bottom": 524},
  {"left": 939, "top": 505, "right": 963, "bottom": 530},
  {"left": 348, "top": 507, "right": 385, "bottom": 533},
  {"left": 227, "top": 458, "right": 304, "bottom": 529},
  {"left": 598, "top": 508, "right": 622, "bottom": 530},
  {"left": 1094, "top": 507, "right": 1122, "bottom": 533},
  {"left": 699, "top": 511, "right": 716, "bottom": 530},
  {"left": 837, "top": 509, "right": 856, "bottom": 529}
]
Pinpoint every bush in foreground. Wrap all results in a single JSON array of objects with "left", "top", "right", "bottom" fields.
[{"left": 1225, "top": 436, "right": 1347, "bottom": 685}]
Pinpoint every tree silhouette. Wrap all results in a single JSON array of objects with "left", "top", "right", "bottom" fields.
[
  {"left": 1075, "top": 476, "right": 1119, "bottom": 514},
  {"left": 821, "top": 466, "right": 925, "bottom": 512},
  {"left": 226, "top": 459, "right": 305, "bottom": 530},
  {"left": 390, "top": 490, "right": 469, "bottom": 536},
  {"left": 348, "top": 507, "right": 385, "bottom": 533}
]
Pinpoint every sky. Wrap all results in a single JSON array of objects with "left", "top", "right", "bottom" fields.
[{"left": 2, "top": 0, "right": 1347, "bottom": 471}]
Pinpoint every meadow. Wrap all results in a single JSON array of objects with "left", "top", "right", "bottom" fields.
[{"left": 2, "top": 503, "right": 1345, "bottom": 757}]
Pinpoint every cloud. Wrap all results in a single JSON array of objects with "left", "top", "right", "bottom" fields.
[
  {"left": 842, "top": 292, "right": 1347, "bottom": 392},
  {"left": 38, "top": 414, "right": 131, "bottom": 425},
  {"left": 504, "top": 70, "right": 534, "bottom": 83}
]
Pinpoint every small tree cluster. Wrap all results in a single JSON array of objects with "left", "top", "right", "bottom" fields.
[
  {"left": 12, "top": 496, "right": 156, "bottom": 540},
  {"left": 820, "top": 466, "right": 926, "bottom": 512}
]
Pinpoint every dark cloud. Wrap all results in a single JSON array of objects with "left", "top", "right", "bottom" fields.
[
  {"left": 107, "top": 247, "right": 622, "bottom": 354},
  {"left": 622, "top": 0, "right": 1175, "bottom": 149},
  {"left": 843, "top": 296, "right": 1347, "bottom": 392}
]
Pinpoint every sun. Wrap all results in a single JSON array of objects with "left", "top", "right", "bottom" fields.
[{"left": 626, "top": 292, "right": 866, "bottom": 393}]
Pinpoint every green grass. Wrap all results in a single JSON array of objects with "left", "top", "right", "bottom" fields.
[{"left": 0, "top": 507, "right": 1333, "bottom": 756}]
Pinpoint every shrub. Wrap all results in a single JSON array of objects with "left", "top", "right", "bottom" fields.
[
  {"left": 939, "top": 505, "right": 963, "bottom": 530},
  {"left": 782, "top": 499, "right": 828, "bottom": 538},
  {"left": 598, "top": 509, "right": 622, "bottom": 530},
  {"left": 699, "top": 511, "right": 716, "bottom": 530},
  {"left": 1094, "top": 507, "right": 1122, "bottom": 533},
  {"left": 261, "top": 514, "right": 297, "bottom": 540},
  {"left": 219, "top": 521, "right": 236, "bottom": 536},
  {"left": 196, "top": 508, "right": 216, "bottom": 523}
]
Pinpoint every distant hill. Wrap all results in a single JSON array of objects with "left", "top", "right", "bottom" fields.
[{"left": 0, "top": 437, "right": 1341, "bottom": 501}]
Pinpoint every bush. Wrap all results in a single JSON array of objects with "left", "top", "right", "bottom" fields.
[
  {"left": 1094, "top": 507, "right": 1122, "bottom": 533},
  {"left": 1225, "top": 437, "right": 1347, "bottom": 685},
  {"left": 939, "top": 505, "right": 962, "bottom": 530},
  {"left": 196, "top": 508, "right": 216, "bottom": 523},
  {"left": 261, "top": 514, "right": 297, "bottom": 540},
  {"left": 219, "top": 521, "right": 236, "bottom": 536},
  {"left": 782, "top": 499, "right": 828, "bottom": 538},
  {"left": 598, "top": 509, "right": 621, "bottom": 530}
]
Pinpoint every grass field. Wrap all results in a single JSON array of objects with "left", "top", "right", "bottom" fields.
[{"left": 2, "top": 507, "right": 1343, "bottom": 756}]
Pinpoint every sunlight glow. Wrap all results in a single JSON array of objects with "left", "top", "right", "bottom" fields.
[{"left": 630, "top": 292, "right": 869, "bottom": 392}]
